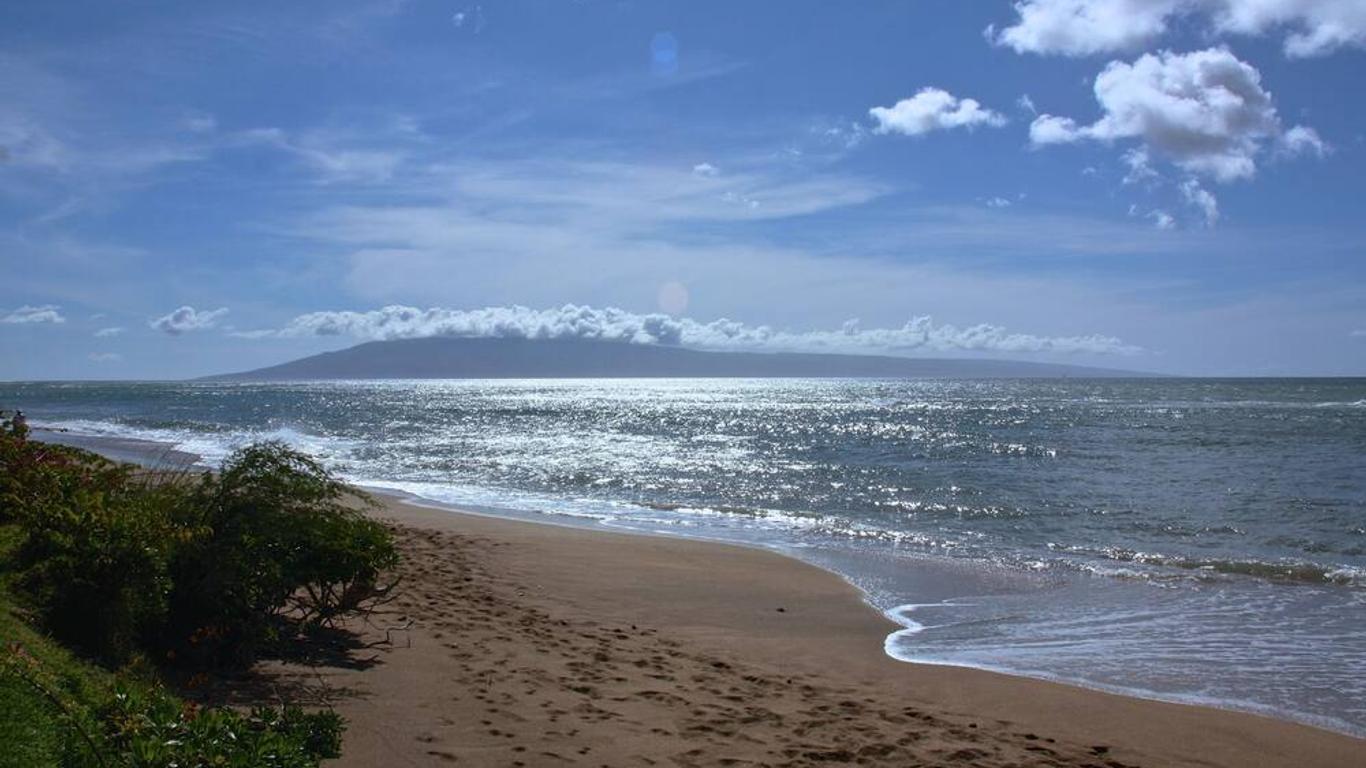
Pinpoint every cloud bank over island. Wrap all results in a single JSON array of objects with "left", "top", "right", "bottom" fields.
[{"left": 240, "top": 304, "right": 1140, "bottom": 356}]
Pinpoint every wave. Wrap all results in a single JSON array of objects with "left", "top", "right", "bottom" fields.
[
  {"left": 34, "top": 418, "right": 356, "bottom": 466},
  {"left": 1049, "top": 542, "right": 1364, "bottom": 587}
]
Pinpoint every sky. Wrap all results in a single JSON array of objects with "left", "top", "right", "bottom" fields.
[{"left": 2, "top": 0, "right": 1364, "bottom": 379}]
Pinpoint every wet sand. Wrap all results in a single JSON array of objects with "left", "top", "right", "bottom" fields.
[{"left": 232, "top": 493, "right": 1363, "bottom": 768}]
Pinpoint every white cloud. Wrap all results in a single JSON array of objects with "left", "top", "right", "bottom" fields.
[
  {"left": 1212, "top": 0, "right": 1366, "bottom": 57},
  {"left": 992, "top": 0, "right": 1181, "bottom": 56},
  {"left": 1029, "top": 48, "right": 1314, "bottom": 182},
  {"left": 1149, "top": 209, "right": 1177, "bottom": 229},
  {"left": 1279, "top": 124, "right": 1330, "bottom": 157},
  {"left": 1017, "top": 94, "right": 1039, "bottom": 114},
  {"left": 93, "top": 326, "right": 125, "bottom": 337},
  {"left": 2, "top": 304, "right": 65, "bottom": 324},
  {"left": 151, "top": 306, "right": 228, "bottom": 335},
  {"left": 245, "top": 303, "right": 1140, "bottom": 356},
  {"left": 992, "top": 0, "right": 1366, "bottom": 58},
  {"left": 1028, "top": 114, "right": 1082, "bottom": 145},
  {"left": 691, "top": 162, "right": 720, "bottom": 177},
  {"left": 985, "top": 197, "right": 1014, "bottom": 208},
  {"left": 88, "top": 352, "right": 122, "bottom": 362},
  {"left": 1180, "top": 178, "right": 1220, "bottom": 225},
  {"left": 869, "top": 88, "right": 1007, "bottom": 137}
]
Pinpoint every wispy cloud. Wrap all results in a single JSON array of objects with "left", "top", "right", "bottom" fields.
[
  {"left": 234, "top": 127, "right": 408, "bottom": 184},
  {"left": 1180, "top": 179, "right": 1219, "bottom": 226},
  {"left": 94, "top": 326, "right": 125, "bottom": 337},
  {"left": 2, "top": 305, "right": 66, "bottom": 324}
]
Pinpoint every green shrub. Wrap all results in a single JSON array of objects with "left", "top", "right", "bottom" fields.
[
  {"left": 1, "top": 421, "right": 367, "bottom": 765},
  {"left": 1, "top": 415, "right": 184, "bottom": 664},
  {"left": 2, "top": 413, "right": 398, "bottom": 670},
  {"left": 165, "top": 441, "right": 398, "bottom": 667},
  {"left": 0, "top": 411, "right": 129, "bottom": 526},
  {"left": 15, "top": 495, "right": 178, "bottom": 665}
]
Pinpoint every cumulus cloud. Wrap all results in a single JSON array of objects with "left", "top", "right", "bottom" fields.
[
  {"left": 1029, "top": 48, "right": 1317, "bottom": 182},
  {"left": 1278, "top": 124, "right": 1330, "bottom": 157},
  {"left": 869, "top": 88, "right": 1007, "bottom": 137},
  {"left": 93, "top": 326, "right": 125, "bottom": 337},
  {"left": 992, "top": 0, "right": 1366, "bottom": 58},
  {"left": 2, "top": 305, "right": 66, "bottom": 324},
  {"left": 985, "top": 197, "right": 1014, "bottom": 208},
  {"left": 992, "top": 0, "right": 1180, "bottom": 56},
  {"left": 1212, "top": 0, "right": 1366, "bottom": 57},
  {"left": 151, "top": 305, "right": 228, "bottom": 335},
  {"left": 1028, "top": 114, "right": 1082, "bottom": 146},
  {"left": 242, "top": 303, "right": 1139, "bottom": 356}
]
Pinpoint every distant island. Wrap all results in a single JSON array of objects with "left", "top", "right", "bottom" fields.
[{"left": 207, "top": 337, "right": 1149, "bottom": 380}]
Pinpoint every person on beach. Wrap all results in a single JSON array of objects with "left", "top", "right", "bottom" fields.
[{"left": 10, "top": 409, "right": 27, "bottom": 437}]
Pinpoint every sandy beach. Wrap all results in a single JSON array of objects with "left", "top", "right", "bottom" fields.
[{"left": 200, "top": 492, "right": 1360, "bottom": 768}]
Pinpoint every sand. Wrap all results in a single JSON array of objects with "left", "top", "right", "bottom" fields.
[{"left": 199, "top": 492, "right": 1360, "bottom": 768}]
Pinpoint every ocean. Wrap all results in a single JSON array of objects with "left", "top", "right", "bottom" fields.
[{"left": 5, "top": 378, "right": 1364, "bottom": 735}]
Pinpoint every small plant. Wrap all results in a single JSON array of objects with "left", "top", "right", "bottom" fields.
[
  {"left": 95, "top": 683, "right": 343, "bottom": 768},
  {"left": 2, "top": 642, "right": 343, "bottom": 768}
]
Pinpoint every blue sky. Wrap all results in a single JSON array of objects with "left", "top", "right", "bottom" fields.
[{"left": 2, "top": 0, "right": 1364, "bottom": 378}]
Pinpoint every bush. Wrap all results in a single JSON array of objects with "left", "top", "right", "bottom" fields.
[
  {"left": 0, "top": 411, "right": 129, "bottom": 526},
  {"left": 1, "top": 412, "right": 183, "bottom": 663},
  {"left": 15, "top": 490, "right": 178, "bottom": 665},
  {"left": 164, "top": 442, "right": 398, "bottom": 667},
  {"left": 1, "top": 414, "right": 398, "bottom": 669},
  {"left": 1, "top": 421, "right": 369, "bottom": 765}
]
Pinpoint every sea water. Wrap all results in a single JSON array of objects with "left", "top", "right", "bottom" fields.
[{"left": 4, "top": 378, "right": 1364, "bottom": 735}]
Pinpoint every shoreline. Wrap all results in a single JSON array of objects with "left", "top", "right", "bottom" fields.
[
  {"left": 377, "top": 482, "right": 1366, "bottom": 738},
  {"left": 35, "top": 428, "right": 1366, "bottom": 764},
  {"left": 325, "top": 491, "right": 1363, "bottom": 767}
]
